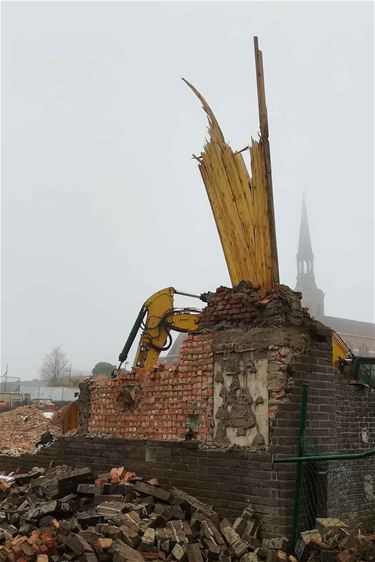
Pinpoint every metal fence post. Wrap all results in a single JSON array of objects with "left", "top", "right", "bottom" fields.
[{"left": 292, "top": 383, "right": 308, "bottom": 551}]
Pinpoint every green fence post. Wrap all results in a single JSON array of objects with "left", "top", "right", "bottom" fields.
[{"left": 292, "top": 383, "right": 308, "bottom": 552}]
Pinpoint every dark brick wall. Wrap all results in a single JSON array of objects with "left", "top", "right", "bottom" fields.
[
  {"left": 327, "top": 376, "right": 375, "bottom": 530},
  {"left": 0, "top": 437, "right": 283, "bottom": 536},
  {"left": 269, "top": 336, "right": 338, "bottom": 536},
  {"left": 271, "top": 333, "right": 375, "bottom": 534}
]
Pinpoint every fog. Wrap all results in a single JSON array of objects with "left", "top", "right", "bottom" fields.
[{"left": 2, "top": 1, "right": 374, "bottom": 379}]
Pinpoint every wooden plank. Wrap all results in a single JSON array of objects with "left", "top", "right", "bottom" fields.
[
  {"left": 253, "top": 37, "right": 279, "bottom": 285},
  {"left": 201, "top": 144, "right": 248, "bottom": 284},
  {"left": 254, "top": 36, "right": 268, "bottom": 138}
]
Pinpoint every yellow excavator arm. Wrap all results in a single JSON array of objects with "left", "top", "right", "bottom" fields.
[
  {"left": 117, "top": 287, "right": 201, "bottom": 371},
  {"left": 332, "top": 331, "right": 353, "bottom": 368}
]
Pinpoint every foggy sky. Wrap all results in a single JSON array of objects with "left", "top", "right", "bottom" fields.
[{"left": 2, "top": 1, "right": 374, "bottom": 380}]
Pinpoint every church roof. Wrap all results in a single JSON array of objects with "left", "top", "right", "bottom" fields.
[
  {"left": 158, "top": 333, "right": 187, "bottom": 365},
  {"left": 324, "top": 315, "right": 375, "bottom": 339},
  {"left": 297, "top": 195, "right": 314, "bottom": 260}
]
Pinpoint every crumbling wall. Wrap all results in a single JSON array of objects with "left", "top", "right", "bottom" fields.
[
  {"left": 198, "top": 283, "right": 312, "bottom": 447},
  {"left": 81, "top": 283, "right": 312, "bottom": 448},
  {"left": 212, "top": 328, "right": 307, "bottom": 447},
  {"left": 88, "top": 333, "right": 214, "bottom": 441},
  {"left": 80, "top": 283, "right": 316, "bottom": 449},
  {"left": 77, "top": 379, "right": 90, "bottom": 434}
]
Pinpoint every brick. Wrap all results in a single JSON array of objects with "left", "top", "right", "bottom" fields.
[
  {"left": 219, "top": 519, "right": 248, "bottom": 558},
  {"left": 94, "top": 537, "right": 113, "bottom": 550},
  {"left": 119, "top": 524, "right": 141, "bottom": 548},
  {"left": 58, "top": 468, "right": 92, "bottom": 496},
  {"left": 109, "top": 538, "right": 145, "bottom": 562},
  {"left": 81, "top": 554, "right": 98, "bottom": 562},
  {"left": 171, "top": 543, "right": 187, "bottom": 561},
  {"left": 134, "top": 481, "right": 172, "bottom": 502},
  {"left": 187, "top": 543, "right": 204, "bottom": 562},
  {"left": 65, "top": 533, "right": 93, "bottom": 555},
  {"left": 96, "top": 501, "right": 129, "bottom": 516}
]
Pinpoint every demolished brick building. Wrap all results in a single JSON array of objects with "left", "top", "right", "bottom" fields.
[
  {"left": 2, "top": 282, "right": 375, "bottom": 539},
  {"left": 1, "top": 38, "right": 373, "bottom": 546}
]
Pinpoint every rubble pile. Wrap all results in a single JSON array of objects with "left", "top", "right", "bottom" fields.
[
  {"left": 198, "top": 283, "right": 307, "bottom": 330},
  {"left": 0, "top": 406, "right": 62, "bottom": 456},
  {"left": 0, "top": 464, "right": 292, "bottom": 562},
  {"left": 297, "top": 518, "right": 375, "bottom": 562}
]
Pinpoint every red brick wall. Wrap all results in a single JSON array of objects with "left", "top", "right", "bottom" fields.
[
  {"left": 199, "top": 282, "right": 306, "bottom": 329},
  {"left": 88, "top": 333, "right": 214, "bottom": 441}
]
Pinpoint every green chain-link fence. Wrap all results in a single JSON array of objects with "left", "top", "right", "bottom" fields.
[{"left": 274, "top": 384, "right": 375, "bottom": 555}]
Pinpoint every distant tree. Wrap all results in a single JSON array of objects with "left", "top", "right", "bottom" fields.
[
  {"left": 40, "top": 347, "right": 69, "bottom": 386},
  {"left": 92, "top": 362, "right": 116, "bottom": 377}
]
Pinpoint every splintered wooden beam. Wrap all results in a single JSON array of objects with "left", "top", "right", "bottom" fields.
[
  {"left": 185, "top": 37, "right": 279, "bottom": 290},
  {"left": 254, "top": 36, "right": 268, "bottom": 138},
  {"left": 253, "top": 36, "right": 279, "bottom": 284}
]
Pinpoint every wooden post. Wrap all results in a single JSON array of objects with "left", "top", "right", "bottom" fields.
[{"left": 253, "top": 36, "right": 280, "bottom": 285}]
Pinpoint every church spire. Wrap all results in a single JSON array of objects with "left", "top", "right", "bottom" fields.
[
  {"left": 295, "top": 195, "right": 325, "bottom": 319},
  {"left": 297, "top": 194, "right": 313, "bottom": 261}
]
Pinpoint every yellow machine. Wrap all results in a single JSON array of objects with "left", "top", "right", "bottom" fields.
[
  {"left": 117, "top": 286, "right": 362, "bottom": 374},
  {"left": 332, "top": 331, "right": 375, "bottom": 386},
  {"left": 116, "top": 287, "right": 202, "bottom": 371},
  {"left": 332, "top": 331, "right": 353, "bottom": 368}
]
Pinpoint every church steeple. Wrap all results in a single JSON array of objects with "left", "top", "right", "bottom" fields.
[
  {"left": 295, "top": 196, "right": 325, "bottom": 319},
  {"left": 296, "top": 195, "right": 316, "bottom": 290}
]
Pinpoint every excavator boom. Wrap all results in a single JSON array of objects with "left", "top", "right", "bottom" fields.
[
  {"left": 332, "top": 331, "right": 352, "bottom": 367},
  {"left": 117, "top": 288, "right": 201, "bottom": 371}
]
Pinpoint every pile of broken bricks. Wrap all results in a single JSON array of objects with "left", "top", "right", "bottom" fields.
[
  {"left": 1, "top": 464, "right": 373, "bottom": 562},
  {"left": 296, "top": 518, "right": 375, "bottom": 562},
  {"left": 198, "top": 283, "right": 307, "bottom": 331},
  {"left": 0, "top": 464, "right": 295, "bottom": 562}
]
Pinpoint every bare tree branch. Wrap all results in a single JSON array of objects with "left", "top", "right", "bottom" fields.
[{"left": 39, "top": 347, "right": 69, "bottom": 386}]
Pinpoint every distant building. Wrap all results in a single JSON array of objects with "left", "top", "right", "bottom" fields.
[
  {"left": 0, "top": 379, "right": 20, "bottom": 393},
  {"left": 295, "top": 196, "right": 375, "bottom": 356},
  {"left": 295, "top": 197, "right": 325, "bottom": 320},
  {"left": 20, "top": 379, "right": 44, "bottom": 387},
  {"left": 19, "top": 385, "right": 79, "bottom": 403},
  {"left": 0, "top": 392, "right": 31, "bottom": 407},
  {"left": 159, "top": 335, "right": 187, "bottom": 366}
]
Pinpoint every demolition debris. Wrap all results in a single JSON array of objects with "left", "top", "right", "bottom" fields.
[
  {"left": 1, "top": 464, "right": 374, "bottom": 561},
  {"left": 296, "top": 518, "right": 375, "bottom": 562},
  {"left": 0, "top": 406, "right": 62, "bottom": 456},
  {"left": 0, "top": 464, "right": 275, "bottom": 561}
]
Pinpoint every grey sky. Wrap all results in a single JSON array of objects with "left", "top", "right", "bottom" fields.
[{"left": 2, "top": 1, "right": 374, "bottom": 379}]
